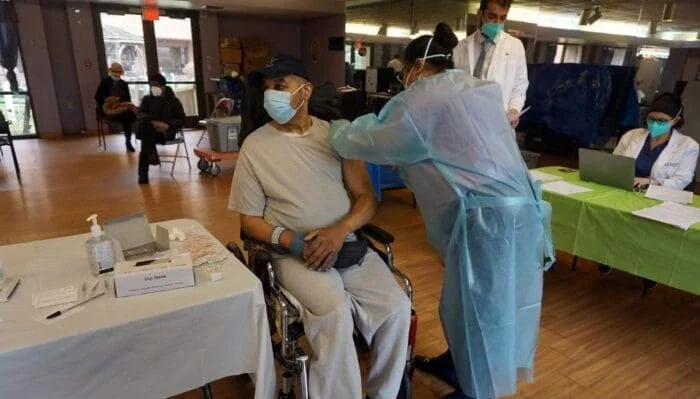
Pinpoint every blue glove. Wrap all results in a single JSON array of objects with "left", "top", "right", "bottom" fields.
[{"left": 289, "top": 232, "right": 306, "bottom": 259}]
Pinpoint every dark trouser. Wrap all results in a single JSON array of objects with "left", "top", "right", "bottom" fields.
[
  {"left": 106, "top": 110, "right": 137, "bottom": 141},
  {"left": 137, "top": 121, "right": 175, "bottom": 177}
]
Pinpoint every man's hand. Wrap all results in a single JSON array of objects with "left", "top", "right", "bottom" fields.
[
  {"left": 507, "top": 109, "right": 520, "bottom": 129},
  {"left": 634, "top": 177, "right": 651, "bottom": 188},
  {"left": 302, "top": 224, "right": 348, "bottom": 271},
  {"left": 152, "top": 120, "right": 169, "bottom": 133}
]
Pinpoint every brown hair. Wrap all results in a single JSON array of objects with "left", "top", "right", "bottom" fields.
[{"left": 480, "top": 0, "right": 513, "bottom": 12}]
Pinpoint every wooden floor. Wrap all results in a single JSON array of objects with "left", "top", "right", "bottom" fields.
[{"left": 1, "top": 133, "right": 698, "bottom": 399}]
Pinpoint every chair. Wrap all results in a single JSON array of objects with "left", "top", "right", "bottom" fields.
[
  {"left": 226, "top": 224, "right": 416, "bottom": 399},
  {"left": 0, "top": 110, "right": 20, "bottom": 179},
  {"left": 95, "top": 104, "right": 107, "bottom": 151},
  {"left": 158, "top": 129, "right": 192, "bottom": 177}
]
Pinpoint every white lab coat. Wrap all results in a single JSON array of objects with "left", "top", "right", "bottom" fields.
[
  {"left": 453, "top": 31, "right": 529, "bottom": 112},
  {"left": 613, "top": 128, "right": 699, "bottom": 190}
]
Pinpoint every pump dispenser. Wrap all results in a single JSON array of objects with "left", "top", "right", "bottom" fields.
[{"left": 85, "top": 214, "right": 116, "bottom": 275}]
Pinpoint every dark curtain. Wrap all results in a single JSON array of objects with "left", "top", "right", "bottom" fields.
[{"left": 0, "top": 2, "right": 20, "bottom": 92}]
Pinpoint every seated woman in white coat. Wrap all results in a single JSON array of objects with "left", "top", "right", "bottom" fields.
[{"left": 614, "top": 93, "right": 699, "bottom": 191}]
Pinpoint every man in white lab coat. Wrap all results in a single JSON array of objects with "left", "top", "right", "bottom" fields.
[{"left": 453, "top": 0, "right": 528, "bottom": 129}]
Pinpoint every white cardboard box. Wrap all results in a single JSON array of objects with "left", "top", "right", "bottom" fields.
[{"left": 114, "top": 253, "right": 195, "bottom": 298}]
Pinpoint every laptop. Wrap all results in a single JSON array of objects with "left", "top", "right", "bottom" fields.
[
  {"left": 579, "top": 148, "right": 636, "bottom": 191},
  {"left": 103, "top": 213, "right": 170, "bottom": 260}
]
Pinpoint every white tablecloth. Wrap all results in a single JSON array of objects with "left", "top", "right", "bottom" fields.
[{"left": 0, "top": 219, "right": 275, "bottom": 399}]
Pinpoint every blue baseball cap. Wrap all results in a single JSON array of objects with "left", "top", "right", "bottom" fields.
[{"left": 249, "top": 55, "right": 310, "bottom": 87}]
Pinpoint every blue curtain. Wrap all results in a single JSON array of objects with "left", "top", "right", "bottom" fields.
[{"left": 0, "top": 2, "right": 19, "bottom": 92}]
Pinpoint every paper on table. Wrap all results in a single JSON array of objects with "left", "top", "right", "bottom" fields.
[
  {"left": 530, "top": 170, "right": 562, "bottom": 183},
  {"left": 633, "top": 201, "right": 700, "bottom": 230},
  {"left": 32, "top": 286, "right": 78, "bottom": 309},
  {"left": 645, "top": 185, "right": 694, "bottom": 205},
  {"left": 542, "top": 181, "right": 592, "bottom": 195}
]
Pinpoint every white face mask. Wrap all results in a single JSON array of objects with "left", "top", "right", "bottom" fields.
[
  {"left": 110, "top": 73, "right": 121, "bottom": 81},
  {"left": 150, "top": 86, "right": 163, "bottom": 97},
  {"left": 402, "top": 36, "right": 448, "bottom": 89}
]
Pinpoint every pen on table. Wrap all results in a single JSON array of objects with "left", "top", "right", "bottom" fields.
[
  {"left": 6, "top": 279, "right": 20, "bottom": 300},
  {"left": 46, "top": 291, "right": 105, "bottom": 320}
]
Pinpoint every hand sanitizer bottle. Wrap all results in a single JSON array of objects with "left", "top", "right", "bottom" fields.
[{"left": 85, "top": 214, "right": 116, "bottom": 275}]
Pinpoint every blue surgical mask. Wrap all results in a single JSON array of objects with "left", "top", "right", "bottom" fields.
[
  {"left": 264, "top": 84, "right": 306, "bottom": 125},
  {"left": 481, "top": 22, "right": 505, "bottom": 41},
  {"left": 647, "top": 119, "right": 672, "bottom": 138}
]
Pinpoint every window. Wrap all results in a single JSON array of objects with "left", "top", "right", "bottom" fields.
[{"left": 0, "top": 5, "right": 36, "bottom": 137}]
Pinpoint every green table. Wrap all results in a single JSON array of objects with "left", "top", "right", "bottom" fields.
[{"left": 536, "top": 166, "right": 700, "bottom": 295}]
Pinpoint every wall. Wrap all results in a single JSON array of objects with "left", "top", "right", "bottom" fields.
[
  {"left": 42, "top": 2, "right": 84, "bottom": 133},
  {"left": 302, "top": 14, "right": 345, "bottom": 87},
  {"left": 65, "top": 1, "right": 102, "bottom": 133},
  {"left": 15, "top": 0, "right": 62, "bottom": 137},
  {"left": 661, "top": 48, "right": 700, "bottom": 94},
  {"left": 217, "top": 15, "right": 303, "bottom": 59},
  {"left": 199, "top": 11, "right": 220, "bottom": 95}
]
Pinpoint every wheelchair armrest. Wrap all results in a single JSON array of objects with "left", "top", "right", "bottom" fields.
[
  {"left": 225, "top": 242, "right": 246, "bottom": 264},
  {"left": 360, "top": 224, "right": 395, "bottom": 244}
]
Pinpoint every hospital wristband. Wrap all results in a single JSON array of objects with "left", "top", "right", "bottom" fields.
[{"left": 270, "top": 226, "right": 286, "bottom": 253}]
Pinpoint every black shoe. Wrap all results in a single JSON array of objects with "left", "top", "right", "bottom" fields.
[
  {"left": 126, "top": 142, "right": 136, "bottom": 152},
  {"left": 598, "top": 264, "right": 612, "bottom": 274},
  {"left": 414, "top": 351, "right": 458, "bottom": 388},
  {"left": 138, "top": 176, "right": 149, "bottom": 184}
]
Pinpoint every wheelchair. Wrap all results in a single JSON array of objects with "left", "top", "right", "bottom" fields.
[{"left": 226, "top": 224, "right": 417, "bottom": 399}]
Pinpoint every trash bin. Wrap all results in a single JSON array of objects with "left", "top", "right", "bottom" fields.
[{"left": 206, "top": 116, "right": 241, "bottom": 152}]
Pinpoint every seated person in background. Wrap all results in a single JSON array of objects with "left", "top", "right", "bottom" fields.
[
  {"left": 614, "top": 93, "right": 698, "bottom": 191},
  {"left": 387, "top": 54, "right": 403, "bottom": 72},
  {"left": 228, "top": 55, "right": 411, "bottom": 399},
  {"left": 136, "top": 73, "right": 185, "bottom": 184},
  {"left": 94, "top": 63, "right": 137, "bottom": 152}
]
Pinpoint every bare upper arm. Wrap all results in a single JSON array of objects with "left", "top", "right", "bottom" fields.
[{"left": 342, "top": 159, "right": 376, "bottom": 201}]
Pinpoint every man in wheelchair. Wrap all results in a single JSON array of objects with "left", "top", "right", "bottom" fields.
[{"left": 228, "top": 55, "right": 411, "bottom": 399}]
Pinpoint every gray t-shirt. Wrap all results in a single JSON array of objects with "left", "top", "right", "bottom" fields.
[{"left": 228, "top": 117, "right": 351, "bottom": 234}]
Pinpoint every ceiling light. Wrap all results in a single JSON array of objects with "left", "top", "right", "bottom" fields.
[
  {"left": 648, "top": 21, "right": 658, "bottom": 35},
  {"left": 587, "top": 6, "right": 602, "bottom": 25},
  {"left": 579, "top": 8, "right": 592, "bottom": 26},
  {"left": 661, "top": 2, "right": 675, "bottom": 22}
]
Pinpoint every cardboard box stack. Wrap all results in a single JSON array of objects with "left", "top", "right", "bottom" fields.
[
  {"left": 241, "top": 37, "right": 270, "bottom": 76},
  {"left": 219, "top": 36, "right": 242, "bottom": 75}
]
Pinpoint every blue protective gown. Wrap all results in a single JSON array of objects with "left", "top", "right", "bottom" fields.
[{"left": 330, "top": 70, "right": 555, "bottom": 399}]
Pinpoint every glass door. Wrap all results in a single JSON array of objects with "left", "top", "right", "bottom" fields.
[
  {"left": 99, "top": 12, "right": 150, "bottom": 103},
  {"left": 154, "top": 16, "right": 198, "bottom": 116},
  {"left": 1, "top": 1, "right": 36, "bottom": 137},
  {"left": 96, "top": 9, "right": 202, "bottom": 123}
]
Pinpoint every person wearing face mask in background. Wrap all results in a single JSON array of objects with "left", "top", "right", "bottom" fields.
[
  {"left": 331, "top": 23, "right": 553, "bottom": 399},
  {"left": 229, "top": 55, "right": 411, "bottom": 399},
  {"left": 94, "top": 62, "right": 137, "bottom": 152},
  {"left": 453, "top": 0, "right": 528, "bottom": 130},
  {"left": 614, "top": 93, "right": 698, "bottom": 191},
  {"left": 135, "top": 73, "right": 185, "bottom": 184}
]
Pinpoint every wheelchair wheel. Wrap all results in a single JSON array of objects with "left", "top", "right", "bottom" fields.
[
  {"left": 197, "top": 158, "right": 210, "bottom": 172},
  {"left": 210, "top": 163, "right": 221, "bottom": 176},
  {"left": 396, "top": 369, "right": 412, "bottom": 399}
]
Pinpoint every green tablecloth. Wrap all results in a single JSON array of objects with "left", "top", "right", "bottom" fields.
[{"left": 536, "top": 166, "right": 700, "bottom": 295}]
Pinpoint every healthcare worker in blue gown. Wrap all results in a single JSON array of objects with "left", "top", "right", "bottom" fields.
[{"left": 330, "top": 23, "right": 555, "bottom": 399}]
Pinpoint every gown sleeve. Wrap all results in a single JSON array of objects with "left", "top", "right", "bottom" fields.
[{"left": 330, "top": 96, "right": 429, "bottom": 165}]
